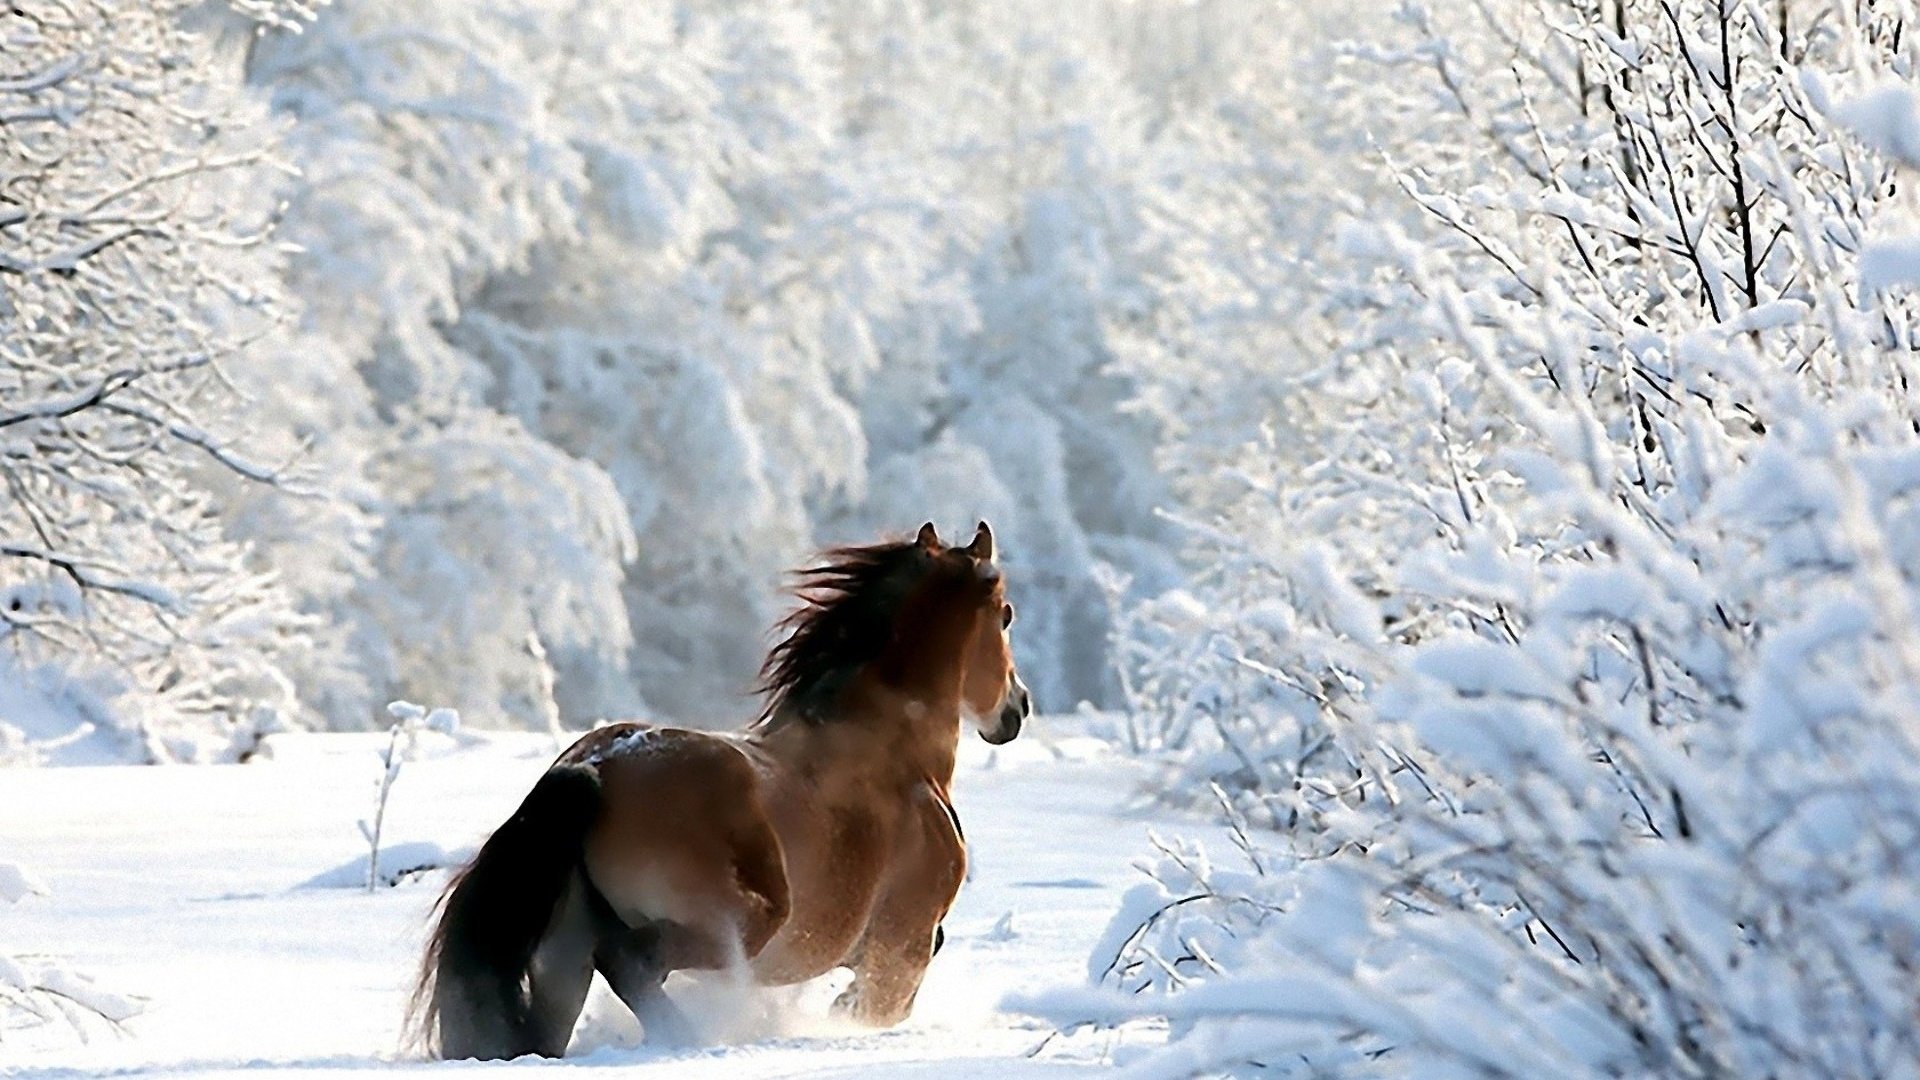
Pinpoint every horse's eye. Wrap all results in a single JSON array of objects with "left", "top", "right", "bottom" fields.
[{"left": 1000, "top": 603, "right": 1015, "bottom": 629}]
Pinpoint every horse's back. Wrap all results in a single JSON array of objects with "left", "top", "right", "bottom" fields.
[{"left": 558, "top": 723, "right": 790, "bottom": 968}]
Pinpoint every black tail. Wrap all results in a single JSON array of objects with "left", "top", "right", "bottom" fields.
[{"left": 409, "top": 764, "right": 602, "bottom": 1060}]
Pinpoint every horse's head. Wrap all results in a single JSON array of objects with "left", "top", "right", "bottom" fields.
[
  {"left": 913, "top": 520, "right": 1031, "bottom": 744},
  {"left": 757, "top": 520, "right": 1031, "bottom": 742}
]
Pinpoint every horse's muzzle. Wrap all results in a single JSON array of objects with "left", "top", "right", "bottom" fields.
[
  {"left": 980, "top": 676, "right": 1031, "bottom": 744},
  {"left": 980, "top": 711, "right": 1021, "bottom": 744}
]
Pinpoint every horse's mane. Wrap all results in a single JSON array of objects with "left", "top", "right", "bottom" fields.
[{"left": 756, "top": 538, "right": 928, "bottom": 726}]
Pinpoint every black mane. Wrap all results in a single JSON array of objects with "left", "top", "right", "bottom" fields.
[{"left": 756, "top": 539, "right": 928, "bottom": 725}]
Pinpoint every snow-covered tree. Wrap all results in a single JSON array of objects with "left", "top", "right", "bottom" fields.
[
  {"left": 0, "top": 0, "right": 312, "bottom": 761},
  {"left": 443, "top": 0, "right": 872, "bottom": 721},
  {"left": 224, "top": 0, "right": 1195, "bottom": 726},
  {"left": 812, "top": 0, "right": 1185, "bottom": 710},
  {"left": 232, "top": 0, "right": 649, "bottom": 728}
]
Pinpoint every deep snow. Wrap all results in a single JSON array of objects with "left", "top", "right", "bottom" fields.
[{"left": 2, "top": 719, "right": 1196, "bottom": 1077}]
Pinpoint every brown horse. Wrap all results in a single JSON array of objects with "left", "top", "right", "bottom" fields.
[{"left": 411, "top": 521, "right": 1031, "bottom": 1060}]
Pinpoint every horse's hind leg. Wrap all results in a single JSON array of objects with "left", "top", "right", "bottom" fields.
[
  {"left": 524, "top": 870, "right": 597, "bottom": 1057},
  {"left": 592, "top": 916, "right": 699, "bottom": 1047}
]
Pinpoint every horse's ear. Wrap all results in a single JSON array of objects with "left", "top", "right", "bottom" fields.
[
  {"left": 916, "top": 521, "right": 941, "bottom": 551},
  {"left": 966, "top": 520, "right": 994, "bottom": 562}
]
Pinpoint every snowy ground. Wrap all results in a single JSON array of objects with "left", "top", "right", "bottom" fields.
[{"left": 2, "top": 719, "right": 1198, "bottom": 1077}]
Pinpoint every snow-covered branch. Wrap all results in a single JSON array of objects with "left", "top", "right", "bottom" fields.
[
  {"left": 0, "top": 0, "right": 304, "bottom": 761},
  {"left": 1062, "top": 1, "right": 1920, "bottom": 1076},
  {"left": 1, "top": 862, "right": 141, "bottom": 1042}
]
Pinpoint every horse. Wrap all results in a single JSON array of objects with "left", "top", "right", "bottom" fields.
[{"left": 410, "top": 520, "right": 1032, "bottom": 1060}]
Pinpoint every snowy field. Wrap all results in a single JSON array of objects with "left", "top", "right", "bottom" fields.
[{"left": 2, "top": 719, "right": 1197, "bottom": 1078}]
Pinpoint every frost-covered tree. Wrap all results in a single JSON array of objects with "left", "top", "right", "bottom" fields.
[
  {"left": 1041, "top": 2, "right": 1920, "bottom": 1076},
  {"left": 812, "top": 0, "right": 1185, "bottom": 710},
  {"left": 226, "top": 0, "right": 1194, "bottom": 726},
  {"left": 446, "top": 0, "right": 875, "bottom": 721},
  {"left": 233, "top": 0, "right": 650, "bottom": 728},
  {"left": 0, "top": 0, "right": 313, "bottom": 761}
]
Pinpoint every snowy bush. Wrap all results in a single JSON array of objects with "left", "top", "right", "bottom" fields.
[
  {"left": 360, "top": 701, "right": 460, "bottom": 892},
  {"left": 1040, "top": 2, "right": 1920, "bottom": 1076}
]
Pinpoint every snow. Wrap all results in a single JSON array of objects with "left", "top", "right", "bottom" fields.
[
  {"left": 1859, "top": 234, "right": 1920, "bottom": 295},
  {"left": 299, "top": 842, "right": 468, "bottom": 891},
  {"left": 0, "top": 721, "right": 1211, "bottom": 1076},
  {"left": 583, "top": 724, "right": 666, "bottom": 765},
  {"left": 1835, "top": 83, "right": 1920, "bottom": 165},
  {"left": 0, "top": 655, "right": 125, "bottom": 768},
  {"left": 0, "top": 862, "right": 49, "bottom": 904}
]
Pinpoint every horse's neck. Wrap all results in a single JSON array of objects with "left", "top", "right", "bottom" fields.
[
  {"left": 756, "top": 676, "right": 962, "bottom": 793},
  {"left": 865, "top": 608, "right": 972, "bottom": 786},
  {"left": 867, "top": 679, "right": 963, "bottom": 787}
]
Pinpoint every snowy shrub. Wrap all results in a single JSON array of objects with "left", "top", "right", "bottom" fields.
[
  {"left": 352, "top": 415, "right": 638, "bottom": 728},
  {"left": 1040, "top": 1, "right": 1920, "bottom": 1076},
  {"left": 361, "top": 701, "right": 460, "bottom": 892}
]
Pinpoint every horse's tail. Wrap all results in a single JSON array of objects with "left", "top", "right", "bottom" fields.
[{"left": 408, "top": 764, "right": 602, "bottom": 1060}]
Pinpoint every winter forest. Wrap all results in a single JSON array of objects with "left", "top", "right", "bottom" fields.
[{"left": 6, "top": 0, "right": 1920, "bottom": 1076}]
